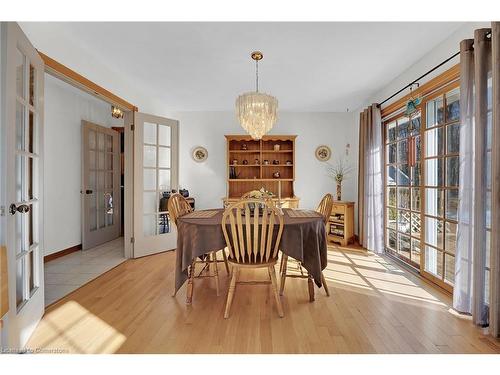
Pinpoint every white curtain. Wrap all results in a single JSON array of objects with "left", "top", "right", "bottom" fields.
[
  {"left": 454, "top": 24, "right": 500, "bottom": 336},
  {"left": 358, "top": 104, "right": 384, "bottom": 253}
]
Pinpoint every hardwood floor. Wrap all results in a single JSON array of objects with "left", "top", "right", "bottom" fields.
[{"left": 27, "top": 245, "right": 500, "bottom": 354}]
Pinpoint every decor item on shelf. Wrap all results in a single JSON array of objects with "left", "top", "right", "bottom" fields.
[
  {"left": 254, "top": 158, "right": 260, "bottom": 165},
  {"left": 241, "top": 143, "right": 248, "bottom": 150},
  {"left": 229, "top": 166, "right": 240, "bottom": 179},
  {"left": 263, "top": 159, "right": 269, "bottom": 165},
  {"left": 111, "top": 105, "right": 124, "bottom": 119},
  {"left": 192, "top": 146, "right": 208, "bottom": 162},
  {"left": 274, "top": 144, "right": 280, "bottom": 151},
  {"left": 179, "top": 189, "right": 189, "bottom": 198},
  {"left": 285, "top": 160, "right": 292, "bottom": 165},
  {"left": 235, "top": 51, "right": 278, "bottom": 140},
  {"left": 404, "top": 83, "right": 422, "bottom": 116},
  {"left": 272, "top": 159, "right": 279, "bottom": 165},
  {"left": 327, "top": 157, "right": 353, "bottom": 201},
  {"left": 315, "top": 145, "right": 332, "bottom": 162},
  {"left": 272, "top": 171, "right": 281, "bottom": 179},
  {"left": 232, "top": 159, "right": 238, "bottom": 165},
  {"left": 242, "top": 159, "right": 249, "bottom": 165}
]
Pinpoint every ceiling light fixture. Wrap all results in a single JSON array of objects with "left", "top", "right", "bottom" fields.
[{"left": 235, "top": 51, "right": 278, "bottom": 140}]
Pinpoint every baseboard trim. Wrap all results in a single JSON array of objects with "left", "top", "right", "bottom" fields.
[{"left": 44, "top": 244, "right": 82, "bottom": 263}]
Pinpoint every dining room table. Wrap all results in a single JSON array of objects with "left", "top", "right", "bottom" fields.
[{"left": 173, "top": 207, "right": 328, "bottom": 301}]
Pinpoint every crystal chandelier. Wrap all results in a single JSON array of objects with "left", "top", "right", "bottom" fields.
[{"left": 236, "top": 51, "right": 278, "bottom": 140}]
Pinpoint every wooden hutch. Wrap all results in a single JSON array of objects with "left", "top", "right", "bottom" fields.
[{"left": 224, "top": 135, "right": 299, "bottom": 208}]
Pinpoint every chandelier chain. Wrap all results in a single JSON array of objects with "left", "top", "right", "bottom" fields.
[{"left": 255, "top": 59, "right": 259, "bottom": 92}]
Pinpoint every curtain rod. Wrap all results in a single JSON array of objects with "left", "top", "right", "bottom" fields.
[{"left": 378, "top": 30, "right": 492, "bottom": 107}]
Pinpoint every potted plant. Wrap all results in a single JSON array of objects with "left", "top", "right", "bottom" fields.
[{"left": 327, "top": 158, "right": 352, "bottom": 201}]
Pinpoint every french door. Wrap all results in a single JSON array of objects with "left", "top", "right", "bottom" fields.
[
  {"left": 2, "top": 22, "right": 45, "bottom": 348},
  {"left": 132, "top": 112, "right": 179, "bottom": 258},
  {"left": 82, "top": 121, "right": 121, "bottom": 250},
  {"left": 384, "top": 82, "right": 460, "bottom": 292}
]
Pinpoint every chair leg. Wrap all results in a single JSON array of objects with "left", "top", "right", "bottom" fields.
[
  {"left": 279, "top": 254, "right": 288, "bottom": 296},
  {"left": 307, "top": 274, "right": 315, "bottom": 302},
  {"left": 224, "top": 268, "right": 238, "bottom": 319},
  {"left": 212, "top": 252, "right": 220, "bottom": 296},
  {"left": 186, "top": 260, "right": 195, "bottom": 304},
  {"left": 321, "top": 272, "right": 330, "bottom": 297},
  {"left": 269, "top": 266, "right": 284, "bottom": 318},
  {"left": 279, "top": 255, "right": 284, "bottom": 273},
  {"left": 221, "top": 248, "right": 230, "bottom": 275}
]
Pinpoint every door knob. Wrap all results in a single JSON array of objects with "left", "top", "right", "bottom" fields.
[
  {"left": 9, "top": 203, "right": 30, "bottom": 215},
  {"left": 80, "top": 189, "right": 93, "bottom": 194}
]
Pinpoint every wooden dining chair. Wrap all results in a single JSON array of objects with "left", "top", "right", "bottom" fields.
[
  {"left": 279, "top": 193, "right": 332, "bottom": 301},
  {"left": 221, "top": 199, "right": 284, "bottom": 318},
  {"left": 168, "top": 193, "right": 229, "bottom": 303}
]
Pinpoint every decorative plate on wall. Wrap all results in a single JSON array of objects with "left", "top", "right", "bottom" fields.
[
  {"left": 315, "top": 145, "right": 331, "bottom": 162},
  {"left": 192, "top": 146, "right": 208, "bottom": 162}
]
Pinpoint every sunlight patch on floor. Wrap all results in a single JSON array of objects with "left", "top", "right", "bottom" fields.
[{"left": 29, "top": 301, "right": 126, "bottom": 353}]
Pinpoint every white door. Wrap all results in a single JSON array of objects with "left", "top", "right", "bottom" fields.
[
  {"left": 81, "top": 121, "right": 121, "bottom": 250},
  {"left": 2, "top": 22, "right": 45, "bottom": 348},
  {"left": 133, "top": 112, "right": 179, "bottom": 258}
]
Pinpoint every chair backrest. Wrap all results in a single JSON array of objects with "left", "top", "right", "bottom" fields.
[
  {"left": 221, "top": 199, "right": 284, "bottom": 264},
  {"left": 168, "top": 193, "right": 193, "bottom": 225},
  {"left": 316, "top": 193, "right": 334, "bottom": 224}
]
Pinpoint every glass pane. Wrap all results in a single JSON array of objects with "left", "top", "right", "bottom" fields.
[
  {"left": 29, "top": 64, "right": 35, "bottom": 106},
  {"left": 159, "top": 125, "right": 171, "bottom": 146},
  {"left": 144, "top": 169, "right": 156, "bottom": 191},
  {"left": 159, "top": 192, "right": 169, "bottom": 212},
  {"left": 415, "top": 135, "right": 421, "bottom": 162},
  {"left": 158, "top": 169, "right": 171, "bottom": 191},
  {"left": 446, "top": 189, "right": 459, "bottom": 221},
  {"left": 387, "top": 187, "right": 396, "bottom": 207},
  {"left": 98, "top": 152, "right": 105, "bottom": 170},
  {"left": 16, "top": 259, "right": 24, "bottom": 307},
  {"left": 411, "top": 212, "right": 421, "bottom": 237},
  {"left": 425, "top": 128, "right": 443, "bottom": 157},
  {"left": 446, "top": 156, "right": 459, "bottom": 187},
  {"left": 445, "top": 88, "right": 460, "bottom": 122},
  {"left": 89, "top": 171, "right": 96, "bottom": 189},
  {"left": 387, "top": 143, "right": 396, "bottom": 164},
  {"left": 15, "top": 209, "right": 25, "bottom": 255},
  {"left": 411, "top": 187, "right": 420, "bottom": 211},
  {"left": 105, "top": 172, "right": 113, "bottom": 189},
  {"left": 425, "top": 217, "right": 444, "bottom": 249},
  {"left": 425, "top": 158, "right": 443, "bottom": 186},
  {"left": 88, "top": 130, "right": 96, "bottom": 149},
  {"left": 425, "top": 188, "right": 443, "bottom": 217},
  {"left": 144, "top": 192, "right": 157, "bottom": 214},
  {"left": 397, "top": 164, "right": 410, "bottom": 186},
  {"left": 16, "top": 155, "right": 26, "bottom": 202},
  {"left": 28, "top": 204, "right": 34, "bottom": 246},
  {"left": 424, "top": 245, "right": 443, "bottom": 278},
  {"left": 27, "top": 250, "right": 35, "bottom": 293},
  {"left": 411, "top": 238, "right": 421, "bottom": 265},
  {"left": 397, "top": 139, "right": 408, "bottom": 163},
  {"left": 397, "top": 187, "right": 409, "bottom": 209},
  {"left": 411, "top": 163, "right": 421, "bottom": 186},
  {"left": 89, "top": 151, "right": 96, "bottom": 170},
  {"left": 144, "top": 122, "right": 157, "bottom": 144},
  {"left": 90, "top": 206, "right": 97, "bottom": 231},
  {"left": 144, "top": 145, "right": 156, "bottom": 168},
  {"left": 106, "top": 134, "right": 113, "bottom": 152},
  {"left": 398, "top": 210, "right": 410, "bottom": 234},
  {"left": 446, "top": 123, "right": 460, "bottom": 154},
  {"left": 444, "top": 254, "right": 455, "bottom": 285},
  {"left": 16, "top": 48, "right": 25, "bottom": 98},
  {"left": 445, "top": 222, "right": 457, "bottom": 254},
  {"left": 98, "top": 133, "right": 105, "bottom": 151},
  {"left": 143, "top": 215, "right": 157, "bottom": 236},
  {"left": 387, "top": 165, "right": 396, "bottom": 185},
  {"left": 105, "top": 193, "right": 114, "bottom": 226},
  {"left": 397, "top": 117, "right": 410, "bottom": 139},
  {"left": 398, "top": 234, "right": 411, "bottom": 259},
  {"left": 387, "top": 229, "right": 397, "bottom": 251},
  {"left": 387, "top": 208, "right": 397, "bottom": 230},
  {"left": 97, "top": 172, "right": 105, "bottom": 191},
  {"left": 28, "top": 158, "right": 34, "bottom": 200},
  {"left": 16, "top": 102, "right": 25, "bottom": 151},
  {"left": 486, "top": 151, "right": 491, "bottom": 189},
  {"left": 386, "top": 121, "right": 396, "bottom": 143},
  {"left": 28, "top": 111, "right": 34, "bottom": 154},
  {"left": 426, "top": 96, "right": 443, "bottom": 128},
  {"left": 158, "top": 214, "right": 171, "bottom": 234},
  {"left": 98, "top": 208, "right": 106, "bottom": 229},
  {"left": 106, "top": 153, "right": 113, "bottom": 171},
  {"left": 410, "top": 114, "right": 421, "bottom": 136}
]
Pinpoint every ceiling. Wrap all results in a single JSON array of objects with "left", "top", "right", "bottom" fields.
[{"left": 20, "top": 22, "right": 464, "bottom": 112}]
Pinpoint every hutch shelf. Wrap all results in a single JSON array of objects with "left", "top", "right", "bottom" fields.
[{"left": 224, "top": 135, "right": 299, "bottom": 208}]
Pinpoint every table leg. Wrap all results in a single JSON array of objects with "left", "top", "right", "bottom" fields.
[
  {"left": 186, "top": 260, "right": 195, "bottom": 304},
  {"left": 307, "top": 274, "right": 315, "bottom": 302},
  {"left": 212, "top": 252, "right": 220, "bottom": 296}
]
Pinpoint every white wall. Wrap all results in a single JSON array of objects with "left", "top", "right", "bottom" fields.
[
  {"left": 44, "top": 74, "right": 122, "bottom": 256},
  {"left": 172, "top": 111, "right": 358, "bottom": 218}
]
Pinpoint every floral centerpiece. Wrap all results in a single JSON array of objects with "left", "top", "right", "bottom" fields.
[
  {"left": 246, "top": 187, "right": 274, "bottom": 199},
  {"left": 327, "top": 158, "right": 352, "bottom": 201}
]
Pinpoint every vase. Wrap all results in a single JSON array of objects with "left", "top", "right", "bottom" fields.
[{"left": 336, "top": 182, "right": 342, "bottom": 201}]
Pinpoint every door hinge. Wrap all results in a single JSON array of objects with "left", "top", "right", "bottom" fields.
[
  {"left": 0, "top": 206, "right": 5, "bottom": 217},
  {"left": 130, "top": 237, "right": 135, "bottom": 243},
  {"left": 131, "top": 124, "right": 135, "bottom": 131}
]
